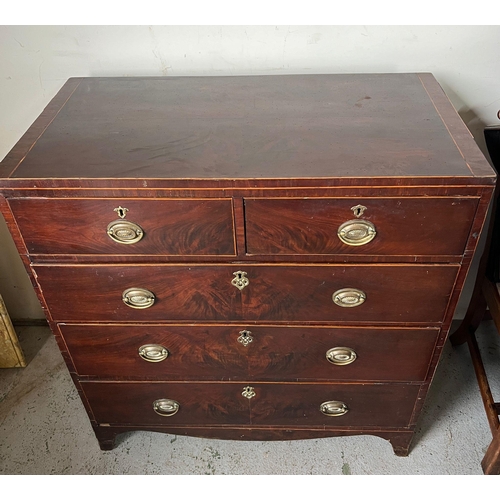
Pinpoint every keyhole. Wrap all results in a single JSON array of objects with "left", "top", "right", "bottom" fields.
[
  {"left": 114, "top": 206, "right": 129, "bottom": 219},
  {"left": 231, "top": 270, "right": 249, "bottom": 290},
  {"left": 238, "top": 330, "right": 253, "bottom": 346},
  {"left": 351, "top": 204, "right": 367, "bottom": 218}
]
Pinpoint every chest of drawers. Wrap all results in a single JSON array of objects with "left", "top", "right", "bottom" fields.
[{"left": 0, "top": 74, "right": 495, "bottom": 455}]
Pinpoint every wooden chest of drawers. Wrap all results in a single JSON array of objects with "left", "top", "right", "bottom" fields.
[{"left": 0, "top": 74, "right": 495, "bottom": 455}]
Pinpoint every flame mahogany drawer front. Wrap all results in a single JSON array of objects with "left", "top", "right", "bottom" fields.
[
  {"left": 34, "top": 263, "right": 458, "bottom": 323},
  {"left": 60, "top": 324, "right": 439, "bottom": 382},
  {"left": 244, "top": 197, "right": 479, "bottom": 256},
  {"left": 8, "top": 198, "right": 236, "bottom": 256},
  {"left": 0, "top": 74, "right": 496, "bottom": 455},
  {"left": 80, "top": 381, "right": 420, "bottom": 428}
]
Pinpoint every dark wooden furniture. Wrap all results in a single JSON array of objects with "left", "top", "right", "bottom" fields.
[
  {"left": 450, "top": 126, "right": 500, "bottom": 474},
  {"left": 0, "top": 74, "right": 495, "bottom": 456}
]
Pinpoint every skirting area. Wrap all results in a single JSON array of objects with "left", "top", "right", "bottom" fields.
[{"left": 0, "top": 321, "right": 498, "bottom": 475}]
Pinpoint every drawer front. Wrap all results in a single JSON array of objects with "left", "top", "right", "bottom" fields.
[
  {"left": 9, "top": 198, "right": 236, "bottom": 256},
  {"left": 36, "top": 264, "right": 458, "bottom": 323},
  {"left": 81, "top": 382, "right": 249, "bottom": 426},
  {"left": 61, "top": 324, "right": 439, "bottom": 382},
  {"left": 245, "top": 197, "right": 478, "bottom": 256},
  {"left": 249, "top": 383, "right": 420, "bottom": 428},
  {"left": 81, "top": 381, "right": 419, "bottom": 428},
  {"left": 238, "top": 265, "right": 457, "bottom": 323},
  {"left": 35, "top": 264, "right": 241, "bottom": 322}
]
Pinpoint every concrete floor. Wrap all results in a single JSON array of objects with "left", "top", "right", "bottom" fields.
[{"left": 0, "top": 321, "right": 499, "bottom": 475}]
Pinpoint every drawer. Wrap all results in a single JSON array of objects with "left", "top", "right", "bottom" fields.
[
  {"left": 9, "top": 198, "right": 236, "bottom": 256},
  {"left": 244, "top": 197, "right": 479, "bottom": 256},
  {"left": 60, "top": 324, "right": 439, "bottom": 382},
  {"left": 81, "top": 381, "right": 249, "bottom": 426},
  {"left": 250, "top": 383, "right": 420, "bottom": 428},
  {"left": 81, "top": 381, "right": 419, "bottom": 429},
  {"left": 35, "top": 264, "right": 458, "bottom": 323}
]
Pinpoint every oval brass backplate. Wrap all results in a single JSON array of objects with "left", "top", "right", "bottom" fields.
[
  {"left": 122, "top": 288, "right": 156, "bottom": 309},
  {"left": 337, "top": 219, "right": 376, "bottom": 246},
  {"left": 332, "top": 288, "right": 366, "bottom": 308},
  {"left": 152, "top": 399, "right": 180, "bottom": 417},
  {"left": 107, "top": 219, "right": 144, "bottom": 244},
  {"left": 326, "top": 347, "right": 357, "bottom": 366},
  {"left": 138, "top": 344, "right": 169, "bottom": 362},
  {"left": 320, "top": 401, "right": 349, "bottom": 417}
]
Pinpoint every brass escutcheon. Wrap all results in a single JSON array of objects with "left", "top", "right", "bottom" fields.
[
  {"left": 122, "top": 288, "right": 156, "bottom": 309},
  {"left": 237, "top": 330, "right": 253, "bottom": 347},
  {"left": 114, "top": 206, "right": 129, "bottom": 219},
  {"left": 337, "top": 219, "right": 376, "bottom": 246},
  {"left": 351, "top": 204, "right": 367, "bottom": 218},
  {"left": 152, "top": 399, "right": 180, "bottom": 417},
  {"left": 320, "top": 400, "right": 349, "bottom": 417},
  {"left": 107, "top": 220, "right": 144, "bottom": 244},
  {"left": 332, "top": 288, "right": 366, "bottom": 308},
  {"left": 232, "top": 271, "right": 249, "bottom": 291},
  {"left": 326, "top": 347, "right": 357, "bottom": 366},
  {"left": 242, "top": 386, "right": 256, "bottom": 399},
  {"left": 138, "top": 344, "right": 169, "bottom": 362}
]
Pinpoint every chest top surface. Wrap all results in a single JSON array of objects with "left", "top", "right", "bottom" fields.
[{"left": 0, "top": 73, "right": 495, "bottom": 184}]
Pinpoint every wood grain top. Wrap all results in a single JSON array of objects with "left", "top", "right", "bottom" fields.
[{"left": 0, "top": 73, "right": 495, "bottom": 184}]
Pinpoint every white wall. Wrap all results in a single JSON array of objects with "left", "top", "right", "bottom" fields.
[{"left": 1, "top": 25, "right": 499, "bottom": 319}]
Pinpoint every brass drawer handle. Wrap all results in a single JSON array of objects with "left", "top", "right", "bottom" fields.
[
  {"left": 138, "top": 344, "right": 169, "bottom": 362},
  {"left": 333, "top": 288, "right": 366, "bottom": 308},
  {"left": 326, "top": 347, "right": 357, "bottom": 366},
  {"left": 338, "top": 219, "right": 376, "bottom": 246},
  {"left": 320, "top": 401, "right": 349, "bottom": 417},
  {"left": 107, "top": 220, "right": 144, "bottom": 244},
  {"left": 122, "top": 287, "right": 156, "bottom": 309},
  {"left": 153, "top": 399, "right": 179, "bottom": 417}
]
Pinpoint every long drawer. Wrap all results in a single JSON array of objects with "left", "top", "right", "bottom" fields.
[
  {"left": 9, "top": 198, "right": 236, "bottom": 256},
  {"left": 60, "top": 324, "right": 439, "bottom": 382},
  {"left": 34, "top": 264, "right": 459, "bottom": 323},
  {"left": 245, "top": 197, "right": 478, "bottom": 256},
  {"left": 81, "top": 381, "right": 420, "bottom": 428}
]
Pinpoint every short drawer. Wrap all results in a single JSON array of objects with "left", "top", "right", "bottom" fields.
[
  {"left": 9, "top": 198, "right": 236, "bottom": 256},
  {"left": 60, "top": 324, "right": 439, "bottom": 382},
  {"left": 81, "top": 381, "right": 419, "bottom": 429},
  {"left": 35, "top": 264, "right": 458, "bottom": 323},
  {"left": 244, "top": 197, "right": 478, "bottom": 256}
]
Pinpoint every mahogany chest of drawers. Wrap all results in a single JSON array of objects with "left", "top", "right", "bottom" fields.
[{"left": 0, "top": 74, "right": 495, "bottom": 455}]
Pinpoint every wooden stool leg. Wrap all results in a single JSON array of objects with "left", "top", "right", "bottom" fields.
[
  {"left": 482, "top": 430, "right": 500, "bottom": 475},
  {"left": 450, "top": 288, "right": 487, "bottom": 346}
]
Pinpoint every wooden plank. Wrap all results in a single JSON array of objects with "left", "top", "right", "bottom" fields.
[{"left": 0, "top": 293, "right": 26, "bottom": 368}]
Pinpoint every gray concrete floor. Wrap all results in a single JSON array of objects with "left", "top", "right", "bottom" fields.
[{"left": 0, "top": 321, "right": 499, "bottom": 475}]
